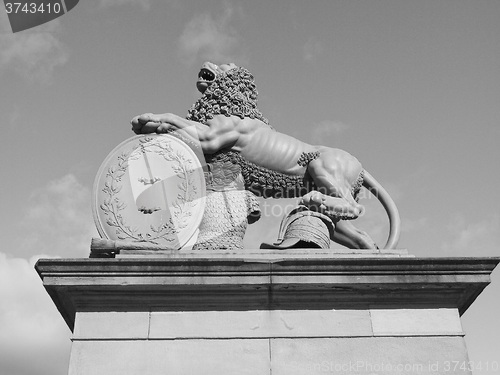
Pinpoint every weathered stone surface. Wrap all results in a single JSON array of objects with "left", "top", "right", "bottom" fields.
[
  {"left": 271, "top": 337, "right": 471, "bottom": 375},
  {"left": 370, "top": 308, "right": 463, "bottom": 336},
  {"left": 149, "top": 310, "right": 372, "bottom": 339},
  {"left": 35, "top": 256, "right": 499, "bottom": 330},
  {"left": 36, "top": 255, "right": 498, "bottom": 375},
  {"left": 69, "top": 339, "right": 270, "bottom": 375},
  {"left": 71, "top": 309, "right": 465, "bottom": 341},
  {"left": 73, "top": 312, "right": 150, "bottom": 339}
]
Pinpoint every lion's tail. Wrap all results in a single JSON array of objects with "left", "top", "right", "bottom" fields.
[{"left": 362, "top": 170, "right": 401, "bottom": 249}]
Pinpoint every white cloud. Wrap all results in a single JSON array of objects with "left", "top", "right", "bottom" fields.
[
  {"left": 0, "top": 253, "right": 71, "bottom": 375},
  {"left": 303, "top": 37, "right": 324, "bottom": 63},
  {"left": 20, "top": 174, "right": 98, "bottom": 258},
  {"left": 0, "top": 174, "right": 96, "bottom": 374},
  {"left": 441, "top": 214, "right": 500, "bottom": 256},
  {"left": 99, "top": 0, "right": 151, "bottom": 11},
  {"left": 178, "top": 5, "right": 246, "bottom": 66},
  {"left": 0, "top": 15, "right": 68, "bottom": 83}
]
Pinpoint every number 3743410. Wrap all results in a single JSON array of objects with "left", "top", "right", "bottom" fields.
[{"left": 5, "top": 2, "right": 62, "bottom": 14}]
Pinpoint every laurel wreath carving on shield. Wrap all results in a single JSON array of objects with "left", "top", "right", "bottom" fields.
[{"left": 99, "top": 136, "right": 198, "bottom": 245}]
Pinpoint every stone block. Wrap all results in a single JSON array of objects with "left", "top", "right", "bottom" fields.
[
  {"left": 72, "top": 312, "right": 150, "bottom": 339},
  {"left": 370, "top": 308, "right": 463, "bottom": 336},
  {"left": 69, "top": 339, "right": 270, "bottom": 375},
  {"left": 35, "top": 256, "right": 498, "bottom": 375},
  {"left": 271, "top": 337, "right": 471, "bottom": 374},
  {"left": 149, "top": 309, "right": 372, "bottom": 339}
]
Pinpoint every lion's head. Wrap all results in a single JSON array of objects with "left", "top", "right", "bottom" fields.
[
  {"left": 186, "top": 61, "right": 270, "bottom": 127},
  {"left": 195, "top": 62, "right": 237, "bottom": 94}
]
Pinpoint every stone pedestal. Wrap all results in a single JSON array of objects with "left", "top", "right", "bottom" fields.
[{"left": 36, "top": 251, "right": 499, "bottom": 375}]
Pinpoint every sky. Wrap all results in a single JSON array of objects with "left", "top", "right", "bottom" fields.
[{"left": 0, "top": 0, "right": 499, "bottom": 374}]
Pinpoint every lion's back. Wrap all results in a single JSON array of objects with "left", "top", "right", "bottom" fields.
[{"left": 237, "top": 124, "right": 313, "bottom": 176}]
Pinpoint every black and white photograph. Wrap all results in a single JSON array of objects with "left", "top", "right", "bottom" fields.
[{"left": 0, "top": 1, "right": 499, "bottom": 374}]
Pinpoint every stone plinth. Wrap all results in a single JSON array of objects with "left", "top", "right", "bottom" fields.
[{"left": 35, "top": 252, "right": 499, "bottom": 375}]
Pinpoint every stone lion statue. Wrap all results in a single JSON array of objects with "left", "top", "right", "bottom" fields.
[{"left": 131, "top": 62, "right": 400, "bottom": 249}]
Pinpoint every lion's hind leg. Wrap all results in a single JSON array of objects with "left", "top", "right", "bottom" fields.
[{"left": 303, "top": 154, "right": 365, "bottom": 220}]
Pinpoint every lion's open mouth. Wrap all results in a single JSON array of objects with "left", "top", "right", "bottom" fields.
[{"left": 198, "top": 68, "right": 216, "bottom": 82}]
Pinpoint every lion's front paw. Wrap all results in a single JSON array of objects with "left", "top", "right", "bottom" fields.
[{"left": 131, "top": 113, "right": 163, "bottom": 134}]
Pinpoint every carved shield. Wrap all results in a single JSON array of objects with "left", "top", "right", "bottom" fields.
[{"left": 92, "top": 134, "right": 206, "bottom": 249}]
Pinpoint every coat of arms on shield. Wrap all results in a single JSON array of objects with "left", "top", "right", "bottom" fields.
[{"left": 92, "top": 134, "right": 206, "bottom": 251}]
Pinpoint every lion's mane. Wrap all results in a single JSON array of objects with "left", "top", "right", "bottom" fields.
[{"left": 186, "top": 67, "right": 270, "bottom": 127}]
